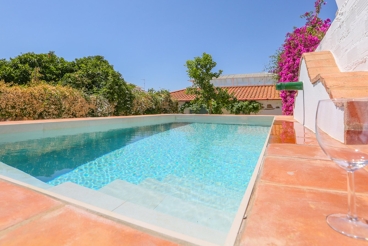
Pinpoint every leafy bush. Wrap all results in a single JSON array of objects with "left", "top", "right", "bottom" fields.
[
  {"left": 0, "top": 81, "right": 111, "bottom": 120},
  {"left": 228, "top": 100, "right": 262, "bottom": 115},
  {"left": 132, "top": 88, "right": 178, "bottom": 115},
  {"left": 87, "top": 94, "right": 114, "bottom": 117},
  {"left": 58, "top": 55, "right": 134, "bottom": 116},
  {"left": 0, "top": 53, "right": 134, "bottom": 116}
]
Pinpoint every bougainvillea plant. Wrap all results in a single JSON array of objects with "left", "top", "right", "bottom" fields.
[{"left": 269, "top": 0, "right": 331, "bottom": 115}]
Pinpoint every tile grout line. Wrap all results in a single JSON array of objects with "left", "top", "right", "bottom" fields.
[
  {"left": 262, "top": 154, "right": 334, "bottom": 163},
  {"left": 0, "top": 204, "right": 65, "bottom": 237},
  {"left": 259, "top": 180, "right": 368, "bottom": 197},
  {"left": 265, "top": 154, "right": 330, "bottom": 161}
]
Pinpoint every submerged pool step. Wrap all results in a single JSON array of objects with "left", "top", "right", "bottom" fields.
[
  {"left": 113, "top": 201, "right": 228, "bottom": 245},
  {"left": 162, "top": 175, "right": 244, "bottom": 201},
  {"left": 139, "top": 178, "right": 240, "bottom": 212},
  {"left": 99, "top": 179, "right": 235, "bottom": 232},
  {"left": 49, "top": 182, "right": 125, "bottom": 211},
  {"left": 0, "top": 162, "right": 52, "bottom": 190},
  {"left": 99, "top": 179, "right": 166, "bottom": 209},
  {"left": 49, "top": 182, "right": 227, "bottom": 245}
]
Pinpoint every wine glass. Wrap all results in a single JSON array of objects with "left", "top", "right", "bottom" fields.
[{"left": 316, "top": 98, "right": 368, "bottom": 240}]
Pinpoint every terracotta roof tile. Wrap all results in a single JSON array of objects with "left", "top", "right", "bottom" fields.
[
  {"left": 170, "top": 85, "right": 281, "bottom": 102},
  {"left": 301, "top": 51, "right": 368, "bottom": 99}
]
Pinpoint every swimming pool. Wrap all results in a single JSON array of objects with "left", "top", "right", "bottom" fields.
[{"left": 0, "top": 115, "right": 273, "bottom": 245}]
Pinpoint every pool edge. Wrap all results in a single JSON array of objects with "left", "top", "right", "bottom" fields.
[
  {"left": 0, "top": 114, "right": 275, "bottom": 245},
  {"left": 224, "top": 116, "right": 275, "bottom": 246},
  {"left": 0, "top": 174, "right": 218, "bottom": 246}
]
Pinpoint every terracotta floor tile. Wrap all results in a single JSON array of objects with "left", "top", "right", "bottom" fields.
[
  {"left": 266, "top": 144, "right": 330, "bottom": 160},
  {"left": 0, "top": 180, "right": 62, "bottom": 230},
  {"left": 238, "top": 183, "right": 368, "bottom": 246},
  {"left": 299, "top": 127, "right": 316, "bottom": 138},
  {"left": 274, "top": 116, "right": 295, "bottom": 121},
  {"left": 295, "top": 136, "right": 319, "bottom": 145},
  {"left": 260, "top": 156, "right": 368, "bottom": 193},
  {"left": 0, "top": 205, "right": 178, "bottom": 246},
  {"left": 268, "top": 135, "right": 296, "bottom": 144}
]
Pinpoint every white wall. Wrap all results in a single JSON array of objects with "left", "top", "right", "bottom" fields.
[
  {"left": 211, "top": 73, "right": 276, "bottom": 87},
  {"left": 294, "top": 60, "right": 331, "bottom": 132},
  {"left": 316, "top": 0, "right": 368, "bottom": 71},
  {"left": 295, "top": 0, "right": 368, "bottom": 132},
  {"left": 316, "top": 100, "right": 345, "bottom": 143},
  {"left": 335, "top": 0, "right": 346, "bottom": 9}
]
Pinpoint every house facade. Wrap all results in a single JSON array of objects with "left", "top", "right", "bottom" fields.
[{"left": 171, "top": 73, "right": 282, "bottom": 115}]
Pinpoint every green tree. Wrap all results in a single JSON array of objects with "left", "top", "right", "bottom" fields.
[
  {"left": 0, "top": 52, "right": 74, "bottom": 85},
  {"left": 60, "top": 56, "right": 133, "bottom": 115},
  {"left": 184, "top": 52, "right": 235, "bottom": 114}
]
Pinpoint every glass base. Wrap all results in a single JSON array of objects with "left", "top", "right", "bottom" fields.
[{"left": 327, "top": 213, "right": 368, "bottom": 240}]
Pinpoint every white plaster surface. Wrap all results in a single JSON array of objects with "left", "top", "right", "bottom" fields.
[
  {"left": 211, "top": 73, "right": 276, "bottom": 87},
  {"left": 295, "top": 0, "right": 368, "bottom": 132},
  {"left": 294, "top": 60, "right": 331, "bottom": 132},
  {"left": 315, "top": 99, "right": 345, "bottom": 143},
  {"left": 316, "top": 0, "right": 368, "bottom": 72},
  {"left": 335, "top": 0, "right": 346, "bottom": 9}
]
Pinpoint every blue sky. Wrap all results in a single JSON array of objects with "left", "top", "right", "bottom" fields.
[{"left": 1, "top": 0, "right": 337, "bottom": 91}]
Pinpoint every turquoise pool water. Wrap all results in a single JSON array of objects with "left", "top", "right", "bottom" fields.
[
  {"left": 47, "top": 123, "right": 269, "bottom": 192},
  {"left": 1, "top": 122, "right": 269, "bottom": 206},
  {"left": 0, "top": 123, "right": 188, "bottom": 182}
]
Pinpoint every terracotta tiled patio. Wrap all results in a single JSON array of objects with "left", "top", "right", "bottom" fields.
[
  {"left": 237, "top": 116, "right": 368, "bottom": 246},
  {"left": 1, "top": 116, "right": 368, "bottom": 245}
]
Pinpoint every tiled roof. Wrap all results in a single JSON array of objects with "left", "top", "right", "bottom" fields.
[
  {"left": 170, "top": 85, "right": 281, "bottom": 102},
  {"left": 302, "top": 51, "right": 368, "bottom": 99}
]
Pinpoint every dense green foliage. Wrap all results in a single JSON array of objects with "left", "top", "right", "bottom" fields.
[
  {"left": 228, "top": 100, "right": 262, "bottom": 115},
  {"left": 183, "top": 53, "right": 262, "bottom": 115},
  {"left": 0, "top": 52, "right": 178, "bottom": 120},
  {"left": 132, "top": 88, "right": 178, "bottom": 115},
  {"left": 60, "top": 56, "right": 133, "bottom": 115},
  {"left": 0, "top": 52, "right": 133, "bottom": 115},
  {"left": 0, "top": 52, "right": 74, "bottom": 85}
]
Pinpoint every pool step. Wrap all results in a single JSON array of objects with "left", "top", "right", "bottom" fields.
[
  {"left": 49, "top": 182, "right": 125, "bottom": 211},
  {"left": 50, "top": 181, "right": 227, "bottom": 245},
  {"left": 99, "top": 179, "right": 166, "bottom": 209},
  {"left": 138, "top": 177, "right": 240, "bottom": 212},
  {"left": 0, "top": 161, "right": 52, "bottom": 190},
  {"left": 114, "top": 201, "right": 227, "bottom": 245},
  {"left": 163, "top": 174, "right": 244, "bottom": 200},
  {"left": 99, "top": 179, "right": 235, "bottom": 232}
]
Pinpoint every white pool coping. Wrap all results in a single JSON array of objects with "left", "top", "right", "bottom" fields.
[{"left": 0, "top": 114, "right": 274, "bottom": 246}]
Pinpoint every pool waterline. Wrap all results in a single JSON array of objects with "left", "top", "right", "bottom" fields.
[{"left": 0, "top": 115, "right": 274, "bottom": 246}]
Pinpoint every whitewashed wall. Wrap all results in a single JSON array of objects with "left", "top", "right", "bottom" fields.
[
  {"left": 316, "top": 0, "right": 368, "bottom": 71},
  {"left": 211, "top": 73, "right": 276, "bottom": 87},
  {"left": 295, "top": 0, "right": 368, "bottom": 132},
  {"left": 294, "top": 60, "right": 330, "bottom": 132},
  {"left": 335, "top": 0, "right": 346, "bottom": 9}
]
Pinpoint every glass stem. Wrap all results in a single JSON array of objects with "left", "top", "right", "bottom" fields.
[{"left": 347, "top": 170, "right": 357, "bottom": 220}]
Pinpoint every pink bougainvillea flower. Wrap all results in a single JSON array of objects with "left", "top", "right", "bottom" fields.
[{"left": 273, "top": 0, "right": 330, "bottom": 115}]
